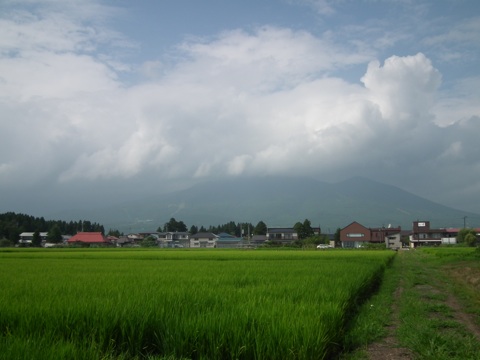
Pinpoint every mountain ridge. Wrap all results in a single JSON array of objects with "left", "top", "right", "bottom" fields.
[{"left": 49, "top": 176, "right": 479, "bottom": 233}]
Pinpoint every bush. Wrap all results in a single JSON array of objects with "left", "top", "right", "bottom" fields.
[
  {"left": 362, "top": 242, "right": 387, "bottom": 250},
  {"left": 0, "top": 238, "right": 13, "bottom": 247},
  {"left": 141, "top": 236, "right": 158, "bottom": 247},
  {"left": 457, "top": 228, "right": 478, "bottom": 246}
]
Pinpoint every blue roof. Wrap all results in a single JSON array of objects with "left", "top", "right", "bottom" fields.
[{"left": 218, "top": 232, "right": 235, "bottom": 238}]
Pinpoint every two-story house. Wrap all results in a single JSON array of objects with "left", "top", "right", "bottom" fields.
[
  {"left": 340, "top": 221, "right": 402, "bottom": 249},
  {"left": 266, "top": 228, "right": 298, "bottom": 245},
  {"left": 190, "top": 232, "right": 218, "bottom": 248}
]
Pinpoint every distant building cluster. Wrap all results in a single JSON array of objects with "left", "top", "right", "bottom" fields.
[{"left": 17, "top": 220, "right": 480, "bottom": 249}]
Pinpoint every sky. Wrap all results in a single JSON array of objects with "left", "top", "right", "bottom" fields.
[{"left": 1, "top": 0, "right": 480, "bottom": 218}]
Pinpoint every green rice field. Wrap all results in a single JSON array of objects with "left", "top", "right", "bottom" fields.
[{"left": 0, "top": 249, "right": 395, "bottom": 359}]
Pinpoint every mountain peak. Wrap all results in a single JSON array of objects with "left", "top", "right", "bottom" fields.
[{"left": 55, "top": 176, "right": 479, "bottom": 233}]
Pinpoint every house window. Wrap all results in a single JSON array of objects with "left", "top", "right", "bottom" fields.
[{"left": 347, "top": 233, "right": 364, "bottom": 238}]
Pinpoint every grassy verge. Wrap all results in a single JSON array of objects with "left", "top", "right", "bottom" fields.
[
  {"left": 396, "top": 249, "right": 480, "bottom": 359},
  {"left": 343, "top": 248, "right": 480, "bottom": 359},
  {"left": 340, "top": 251, "right": 403, "bottom": 359},
  {"left": 420, "top": 247, "right": 480, "bottom": 327}
]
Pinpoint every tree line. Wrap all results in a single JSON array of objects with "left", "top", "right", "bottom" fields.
[
  {"left": 1, "top": 212, "right": 335, "bottom": 248},
  {"left": 1, "top": 213, "right": 317, "bottom": 243},
  {"left": 158, "top": 217, "right": 333, "bottom": 245},
  {"left": 0, "top": 212, "right": 104, "bottom": 244},
  {"left": 158, "top": 218, "right": 267, "bottom": 238}
]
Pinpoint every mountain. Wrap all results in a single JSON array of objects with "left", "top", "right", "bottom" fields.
[{"left": 51, "top": 176, "right": 479, "bottom": 234}]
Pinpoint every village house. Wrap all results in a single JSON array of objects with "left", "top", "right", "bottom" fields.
[
  {"left": 443, "top": 227, "right": 480, "bottom": 245},
  {"left": 106, "top": 235, "right": 119, "bottom": 243},
  {"left": 114, "top": 236, "right": 138, "bottom": 247},
  {"left": 18, "top": 232, "right": 48, "bottom": 245},
  {"left": 251, "top": 234, "right": 267, "bottom": 246},
  {"left": 266, "top": 227, "right": 298, "bottom": 244},
  {"left": 409, "top": 221, "right": 445, "bottom": 247},
  {"left": 67, "top": 232, "right": 111, "bottom": 246},
  {"left": 340, "top": 221, "right": 402, "bottom": 249},
  {"left": 216, "top": 232, "right": 244, "bottom": 248},
  {"left": 127, "top": 233, "right": 145, "bottom": 243},
  {"left": 157, "top": 232, "right": 190, "bottom": 248},
  {"left": 409, "top": 220, "right": 480, "bottom": 247},
  {"left": 190, "top": 232, "right": 218, "bottom": 248}
]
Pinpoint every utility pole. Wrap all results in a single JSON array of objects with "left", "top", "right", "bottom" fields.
[{"left": 463, "top": 216, "right": 468, "bottom": 228}]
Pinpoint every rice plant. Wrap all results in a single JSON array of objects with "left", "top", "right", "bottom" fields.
[{"left": 0, "top": 249, "right": 394, "bottom": 359}]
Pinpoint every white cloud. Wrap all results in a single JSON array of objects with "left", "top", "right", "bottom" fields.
[
  {"left": 1, "top": 0, "right": 480, "bottom": 214},
  {"left": 433, "top": 78, "right": 480, "bottom": 127},
  {"left": 422, "top": 16, "right": 480, "bottom": 65},
  {"left": 287, "top": 0, "right": 336, "bottom": 16},
  {"left": 0, "top": 51, "right": 118, "bottom": 101},
  {"left": 424, "top": 17, "right": 480, "bottom": 48},
  {"left": 170, "top": 27, "right": 371, "bottom": 93},
  {"left": 361, "top": 53, "right": 441, "bottom": 124}
]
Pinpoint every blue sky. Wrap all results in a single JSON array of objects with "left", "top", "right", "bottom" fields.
[
  {"left": 108, "top": 0, "right": 479, "bottom": 85},
  {"left": 1, "top": 0, "right": 480, "bottom": 222}
]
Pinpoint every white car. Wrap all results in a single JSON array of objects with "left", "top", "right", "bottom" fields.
[{"left": 316, "top": 244, "right": 331, "bottom": 249}]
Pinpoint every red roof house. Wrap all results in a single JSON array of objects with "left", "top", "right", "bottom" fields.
[{"left": 67, "top": 232, "right": 110, "bottom": 245}]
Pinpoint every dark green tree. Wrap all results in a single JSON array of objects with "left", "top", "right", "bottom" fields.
[
  {"left": 47, "top": 224, "right": 63, "bottom": 243},
  {"left": 165, "top": 218, "right": 178, "bottom": 232},
  {"left": 253, "top": 221, "right": 267, "bottom": 235},
  {"left": 163, "top": 218, "right": 188, "bottom": 232},
  {"left": 302, "top": 219, "right": 314, "bottom": 239},
  {"left": 6, "top": 226, "right": 21, "bottom": 243},
  {"left": 189, "top": 225, "right": 198, "bottom": 234},
  {"left": 82, "top": 220, "right": 92, "bottom": 232},
  {"left": 334, "top": 228, "right": 341, "bottom": 247},
  {"left": 294, "top": 219, "right": 314, "bottom": 240},
  {"left": 32, "top": 230, "right": 42, "bottom": 247},
  {"left": 177, "top": 220, "right": 187, "bottom": 232},
  {"left": 293, "top": 222, "right": 303, "bottom": 238},
  {"left": 0, "top": 239, "right": 13, "bottom": 247},
  {"left": 107, "top": 229, "right": 122, "bottom": 237}
]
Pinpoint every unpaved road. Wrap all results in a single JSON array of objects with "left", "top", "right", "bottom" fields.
[{"left": 365, "top": 251, "right": 480, "bottom": 360}]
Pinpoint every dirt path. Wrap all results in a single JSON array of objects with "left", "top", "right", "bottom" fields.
[
  {"left": 364, "top": 251, "right": 480, "bottom": 360},
  {"left": 445, "top": 292, "right": 480, "bottom": 341},
  {"left": 443, "top": 264, "right": 480, "bottom": 341},
  {"left": 365, "top": 282, "right": 413, "bottom": 360}
]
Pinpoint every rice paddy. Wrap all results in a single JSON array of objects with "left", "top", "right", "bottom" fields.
[{"left": 0, "top": 249, "right": 395, "bottom": 359}]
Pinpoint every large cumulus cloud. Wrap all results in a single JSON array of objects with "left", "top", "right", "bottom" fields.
[{"left": 1, "top": 1, "right": 480, "bottom": 214}]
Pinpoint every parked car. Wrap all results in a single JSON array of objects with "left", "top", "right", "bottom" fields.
[{"left": 316, "top": 244, "right": 332, "bottom": 249}]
